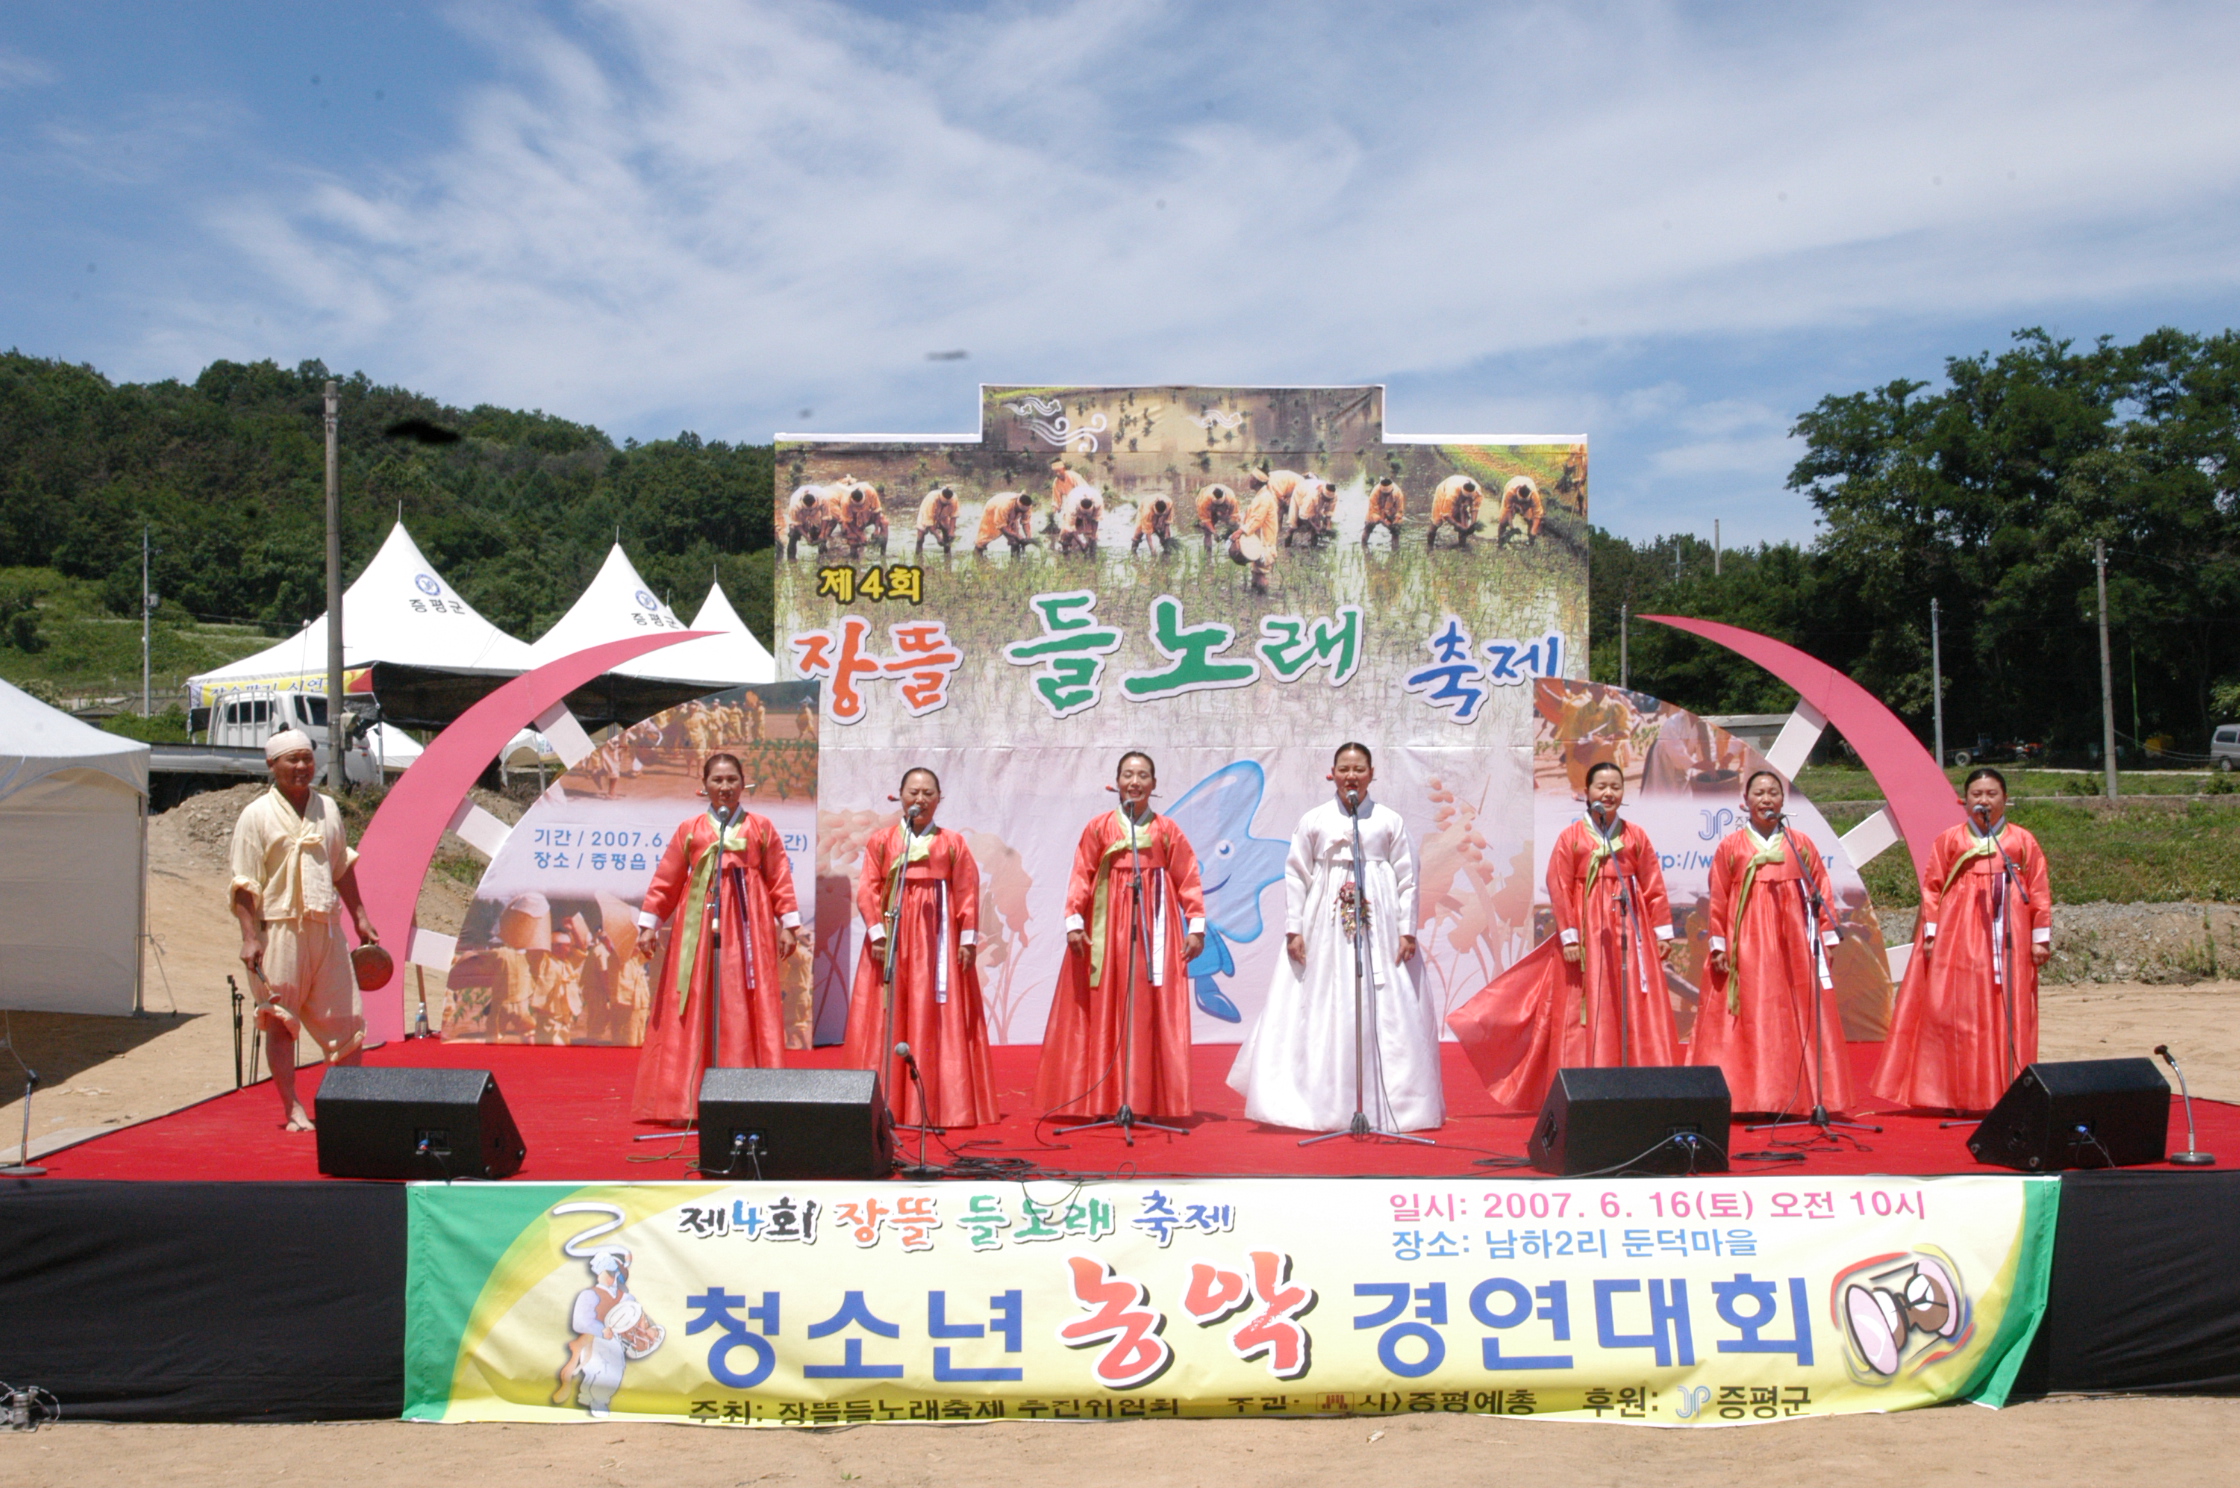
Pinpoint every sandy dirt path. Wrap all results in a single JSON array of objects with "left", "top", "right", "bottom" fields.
[{"left": 4, "top": 1396, "right": 2238, "bottom": 1487}]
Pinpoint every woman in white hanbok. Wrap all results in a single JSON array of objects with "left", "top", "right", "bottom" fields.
[{"left": 1227, "top": 745, "right": 1446, "bottom": 1133}]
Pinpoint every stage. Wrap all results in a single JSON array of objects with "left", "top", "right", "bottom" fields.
[
  {"left": 8, "top": 1041, "right": 2240, "bottom": 1423},
  {"left": 32, "top": 1038, "right": 2240, "bottom": 1182}
]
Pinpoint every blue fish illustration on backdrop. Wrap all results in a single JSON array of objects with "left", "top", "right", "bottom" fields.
[{"left": 1167, "top": 761, "right": 1289, "bottom": 1021}]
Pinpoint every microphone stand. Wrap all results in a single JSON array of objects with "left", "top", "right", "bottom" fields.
[
  {"left": 1940, "top": 813, "right": 2031, "bottom": 1126},
  {"left": 1303, "top": 790, "right": 1434, "bottom": 1147},
  {"left": 894, "top": 1041, "right": 936, "bottom": 1175},
  {"left": 1058, "top": 798, "right": 1185, "bottom": 1145},
  {"left": 706, "top": 812, "right": 725, "bottom": 1079},
  {"left": 1605, "top": 813, "right": 1635, "bottom": 1068},
  {"left": 2158, "top": 1046, "right": 2215, "bottom": 1165},
  {"left": 1984, "top": 816, "right": 2029, "bottom": 1087},
  {"left": 878, "top": 812, "right": 938, "bottom": 1134},
  {"left": 1, "top": 1018, "right": 42, "bottom": 1176},
  {"left": 1749, "top": 818, "right": 1880, "bottom": 1141}
]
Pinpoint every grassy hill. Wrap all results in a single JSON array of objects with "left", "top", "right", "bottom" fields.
[{"left": 0, "top": 351, "right": 774, "bottom": 713}]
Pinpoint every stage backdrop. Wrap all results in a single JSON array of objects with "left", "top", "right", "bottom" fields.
[
  {"left": 438, "top": 682, "right": 828, "bottom": 1048},
  {"left": 403, "top": 1174, "right": 2057, "bottom": 1427},
  {"left": 775, "top": 386, "right": 1590, "bottom": 1044}
]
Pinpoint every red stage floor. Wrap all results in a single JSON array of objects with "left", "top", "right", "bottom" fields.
[{"left": 34, "top": 1040, "right": 2240, "bottom": 1182}]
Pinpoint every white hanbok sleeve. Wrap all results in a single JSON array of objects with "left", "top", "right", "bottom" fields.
[
  {"left": 1281, "top": 812, "right": 1317, "bottom": 938},
  {"left": 1385, "top": 808, "right": 1418, "bottom": 931}
]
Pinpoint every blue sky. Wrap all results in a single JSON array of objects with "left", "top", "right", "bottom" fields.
[{"left": 5, "top": 1, "right": 2239, "bottom": 545}]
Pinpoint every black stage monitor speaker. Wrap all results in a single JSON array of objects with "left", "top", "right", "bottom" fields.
[
  {"left": 315, "top": 1066, "right": 525, "bottom": 1180},
  {"left": 697, "top": 1068, "right": 892, "bottom": 1180},
  {"left": 1968, "top": 1058, "right": 2170, "bottom": 1170},
  {"left": 1530, "top": 1066, "right": 1732, "bottom": 1176}
]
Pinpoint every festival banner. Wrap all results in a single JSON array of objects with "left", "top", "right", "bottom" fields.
[
  {"left": 439, "top": 681, "right": 829, "bottom": 1047},
  {"left": 774, "top": 385, "right": 1589, "bottom": 1043},
  {"left": 404, "top": 1173, "right": 2056, "bottom": 1427}
]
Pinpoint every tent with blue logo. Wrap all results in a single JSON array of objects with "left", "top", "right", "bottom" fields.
[{"left": 181, "top": 522, "right": 529, "bottom": 744}]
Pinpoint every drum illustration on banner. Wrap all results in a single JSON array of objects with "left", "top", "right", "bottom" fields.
[
  {"left": 776, "top": 386, "right": 1590, "bottom": 1045},
  {"left": 439, "top": 681, "right": 824, "bottom": 1046}
]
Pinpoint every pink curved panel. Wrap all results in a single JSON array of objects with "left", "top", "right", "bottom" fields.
[
  {"left": 352, "top": 633, "right": 711, "bottom": 1043},
  {"left": 1642, "top": 615, "right": 1961, "bottom": 886}
]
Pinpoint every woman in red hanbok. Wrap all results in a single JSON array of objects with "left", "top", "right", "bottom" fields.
[
  {"left": 842, "top": 768, "right": 999, "bottom": 1128},
  {"left": 1034, "top": 752, "right": 1206, "bottom": 1122},
  {"left": 630, "top": 753, "right": 800, "bottom": 1123},
  {"left": 1688, "top": 771, "right": 1853, "bottom": 1115},
  {"left": 1872, "top": 768, "right": 2052, "bottom": 1113},
  {"left": 1448, "top": 761, "right": 1680, "bottom": 1112}
]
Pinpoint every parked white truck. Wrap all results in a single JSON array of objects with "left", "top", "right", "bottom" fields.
[{"left": 196, "top": 686, "right": 421, "bottom": 785}]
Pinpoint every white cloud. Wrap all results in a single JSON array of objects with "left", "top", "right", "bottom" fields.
[
  {"left": 0, "top": 47, "right": 53, "bottom": 91},
  {"left": 103, "top": 0, "right": 2240, "bottom": 450}
]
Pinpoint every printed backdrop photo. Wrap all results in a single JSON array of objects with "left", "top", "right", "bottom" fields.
[
  {"left": 776, "top": 385, "right": 1589, "bottom": 1043},
  {"left": 442, "top": 682, "right": 825, "bottom": 1047}
]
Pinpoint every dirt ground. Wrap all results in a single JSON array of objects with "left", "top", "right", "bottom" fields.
[
  {"left": 6, "top": 791, "right": 2240, "bottom": 1156},
  {"left": 4, "top": 1396, "right": 2237, "bottom": 1486}
]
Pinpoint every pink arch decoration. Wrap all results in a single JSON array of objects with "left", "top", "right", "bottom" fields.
[
  {"left": 1642, "top": 614, "right": 1962, "bottom": 885},
  {"left": 352, "top": 632, "right": 710, "bottom": 1043}
]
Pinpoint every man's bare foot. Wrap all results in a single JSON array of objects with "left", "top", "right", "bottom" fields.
[{"left": 284, "top": 1110, "right": 315, "bottom": 1132}]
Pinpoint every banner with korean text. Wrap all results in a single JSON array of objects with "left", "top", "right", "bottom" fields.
[
  {"left": 403, "top": 1173, "right": 2057, "bottom": 1427},
  {"left": 774, "top": 386, "right": 1589, "bottom": 1044}
]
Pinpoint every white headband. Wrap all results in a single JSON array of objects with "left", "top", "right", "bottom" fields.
[{"left": 265, "top": 728, "right": 315, "bottom": 761}]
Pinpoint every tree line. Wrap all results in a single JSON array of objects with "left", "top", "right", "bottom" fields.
[
  {"left": 1592, "top": 327, "right": 2240, "bottom": 759},
  {"left": 0, "top": 352, "right": 774, "bottom": 650},
  {"left": 5, "top": 331, "right": 2238, "bottom": 756}
]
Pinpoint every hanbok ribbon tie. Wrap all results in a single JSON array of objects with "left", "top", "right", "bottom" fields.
[
  {"left": 1582, "top": 814, "right": 1622, "bottom": 896},
  {"left": 672, "top": 810, "right": 756, "bottom": 1008},
  {"left": 1940, "top": 821, "right": 2005, "bottom": 895},
  {"left": 1725, "top": 828, "right": 1791, "bottom": 1012},
  {"left": 1090, "top": 809, "right": 1166, "bottom": 987},
  {"left": 264, "top": 787, "right": 336, "bottom": 920},
  {"left": 880, "top": 827, "right": 953, "bottom": 1002}
]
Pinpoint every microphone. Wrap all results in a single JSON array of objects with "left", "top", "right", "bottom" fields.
[
  {"left": 904, "top": 802, "right": 923, "bottom": 823},
  {"left": 1343, "top": 786, "right": 1363, "bottom": 809},
  {"left": 2157, "top": 1046, "right": 2215, "bottom": 1165},
  {"left": 892, "top": 1041, "right": 934, "bottom": 1174}
]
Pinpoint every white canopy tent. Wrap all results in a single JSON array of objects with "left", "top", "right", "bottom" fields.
[
  {"left": 619, "top": 579, "right": 777, "bottom": 686},
  {"left": 526, "top": 543, "right": 691, "bottom": 670},
  {"left": 529, "top": 546, "right": 775, "bottom": 686},
  {"left": 0, "top": 679, "right": 150, "bottom": 1014},
  {"left": 184, "top": 522, "right": 534, "bottom": 752}
]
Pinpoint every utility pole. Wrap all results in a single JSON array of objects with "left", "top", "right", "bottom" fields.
[
  {"left": 2096, "top": 538, "right": 2117, "bottom": 800},
  {"left": 324, "top": 380, "right": 346, "bottom": 792},
  {"left": 1930, "top": 597, "right": 1943, "bottom": 773},
  {"left": 1619, "top": 602, "right": 1630, "bottom": 691},
  {"left": 1713, "top": 519, "right": 1721, "bottom": 578},
  {"left": 140, "top": 526, "right": 153, "bottom": 719}
]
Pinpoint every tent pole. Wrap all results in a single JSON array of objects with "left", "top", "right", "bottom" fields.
[{"left": 135, "top": 783, "right": 148, "bottom": 1017}]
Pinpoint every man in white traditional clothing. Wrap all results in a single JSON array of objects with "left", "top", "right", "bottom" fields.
[
  {"left": 228, "top": 729, "right": 381, "bottom": 1131},
  {"left": 557, "top": 1245, "right": 647, "bottom": 1418},
  {"left": 1227, "top": 742, "right": 1445, "bottom": 1133}
]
